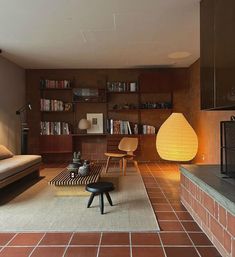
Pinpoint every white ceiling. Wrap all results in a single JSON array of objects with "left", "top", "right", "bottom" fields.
[{"left": 0, "top": 0, "right": 200, "bottom": 69}]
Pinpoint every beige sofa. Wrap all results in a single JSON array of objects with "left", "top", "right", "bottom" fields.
[{"left": 0, "top": 145, "right": 41, "bottom": 189}]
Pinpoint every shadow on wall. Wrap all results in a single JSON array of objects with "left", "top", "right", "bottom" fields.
[
  {"left": 0, "top": 110, "right": 20, "bottom": 153},
  {"left": 0, "top": 55, "right": 25, "bottom": 154}
]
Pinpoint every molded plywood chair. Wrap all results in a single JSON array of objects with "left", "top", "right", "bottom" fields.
[{"left": 104, "top": 137, "right": 139, "bottom": 175}]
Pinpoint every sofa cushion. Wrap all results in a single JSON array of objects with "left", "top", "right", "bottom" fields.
[
  {"left": 0, "top": 145, "right": 14, "bottom": 160},
  {"left": 0, "top": 155, "right": 41, "bottom": 181}
]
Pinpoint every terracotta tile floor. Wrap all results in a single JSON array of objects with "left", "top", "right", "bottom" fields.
[{"left": 0, "top": 163, "right": 222, "bottom": 257}]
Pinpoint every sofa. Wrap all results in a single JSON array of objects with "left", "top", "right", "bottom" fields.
[{"left": 0, "top": 145, "right": 41, "bottom": 189}]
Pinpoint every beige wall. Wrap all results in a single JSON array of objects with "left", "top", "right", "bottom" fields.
[
  {"left": 0, "top": 56, "right": 25, "bottom": 154},
  {"left": 174, "top": 60, "right": 234, "bottom": 164}
]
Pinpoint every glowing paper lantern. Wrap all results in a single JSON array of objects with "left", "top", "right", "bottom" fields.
[{"left": 156, "top": 113, "right": 198, "bottom": 161}]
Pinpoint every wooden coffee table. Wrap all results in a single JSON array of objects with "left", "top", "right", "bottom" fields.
[{"left": 49, "top": 163, "right": 103, "bottom": 196}]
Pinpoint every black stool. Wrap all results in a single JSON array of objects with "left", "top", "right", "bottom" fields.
[{"left": 86, "top": 182, "right": 114, "bottom": 214}]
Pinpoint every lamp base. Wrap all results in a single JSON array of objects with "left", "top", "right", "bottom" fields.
[{"left": 21, "top": 127, "right": 29, "bottom": 155}]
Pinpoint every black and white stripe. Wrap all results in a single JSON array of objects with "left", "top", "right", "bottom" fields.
[{"left": 49, "top": 164, "right": 103, "bottom": 186}]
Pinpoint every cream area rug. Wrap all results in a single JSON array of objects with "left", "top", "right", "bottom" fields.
[{"left": 0, "top": 165, "right": 160, "bottom": 232}]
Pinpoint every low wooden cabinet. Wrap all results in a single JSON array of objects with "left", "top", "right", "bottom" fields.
[{"left": 39, "top": 135, "right": 73, "bottom": 154}]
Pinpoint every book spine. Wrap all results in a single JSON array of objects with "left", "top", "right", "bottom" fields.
[{"left": 127, "top": 121, "right": 132, "bottom": 134}]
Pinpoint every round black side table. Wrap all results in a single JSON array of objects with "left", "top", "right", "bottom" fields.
[{"left": 86, "top": 181, "right": 114, "bottom": 214}]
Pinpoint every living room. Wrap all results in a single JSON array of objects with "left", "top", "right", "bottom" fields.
[{"left": 0, "top": 0, "right": 234, "bottom": 257}]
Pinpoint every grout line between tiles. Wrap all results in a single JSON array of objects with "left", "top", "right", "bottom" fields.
[
  {"left": 129, "top": 232, "right": 132, "bottom": 257},
  {"left": 62, "top": 232, "right": 74, "bottom": 257},
  {"left": 28, "top": 232, "right": 46, "bottom": 257},
  {"left": 96, "top": 232, "right": 103, "bottom": 257},
  {"left": 0, "top": 233, "right": 19, "bottom": 253}
]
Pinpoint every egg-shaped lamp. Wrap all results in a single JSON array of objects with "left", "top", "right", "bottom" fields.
[{"left": 156, "top": 113, "right": 198, "bottom": 161}]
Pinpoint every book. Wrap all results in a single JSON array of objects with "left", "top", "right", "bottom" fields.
[
  {"left": 40, "top": 99, "right": 72, "bottom": 112},
  {"left": 40, "top": 79, "right": 72, "bottom": 89},
  {"left": 40, "top": 121, "right": 71, "bottom": 135}
]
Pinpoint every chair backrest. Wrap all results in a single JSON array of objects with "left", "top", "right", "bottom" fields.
[{"left": 118, "top": 137, "right": 138, "bottom": 154}]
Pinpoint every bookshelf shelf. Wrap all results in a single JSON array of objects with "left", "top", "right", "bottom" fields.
[
  {"left": 108, "top": 108, "right": 172, "bottom": 113},
  {"left": 40, "top": 151, "right": 73, "bottom": 154},
  {"left": 73, "top": 101, "right": 107, "bottom": 103},
  {"left": 108, "top": 109, "right": 138, "bottom": 113},
  {"left": 40, "top": 88, "right": 72, "bottom": 91},
  {"left": 140, "top": 108, "right": 172, "bottom": 112},
  {"left": 41, "top": 111, "right": 74, "bottom": 113},
  {"left": 106, "top": 133, "right": 156, "bottom": 136},
  {"left": 72, "top": 133, "right": 107, "bottom": 137},
  {"left": 107, "top": 91, "right": 138, "bottom": 94}
]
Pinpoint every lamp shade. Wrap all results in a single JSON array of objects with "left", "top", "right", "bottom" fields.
[
  {"left": 156, "top": 113, "right": 198, "bottom": 161},
  {"left": 78, "top": 119, "right": 91, "bottom": 130}
]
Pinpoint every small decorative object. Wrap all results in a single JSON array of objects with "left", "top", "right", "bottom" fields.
[
  {"left": 123, "top": 104, "right": 130, "bottom": 109},
  {"left": 74, "top": 151, "right": 81, "bottom": 159},
  {"left": 73, "top": 88, "right": 106, "bottom": 102},
  {"left": 72, "top": 152, "right": 82, "bottom": 166},
  {"left": 86, "top": 113, "right": 103, "bottom": 134},
  {"left": 64, "top": 103, "right": 73, "bottom": 111},
  {"left": 130, "top": 82, "right": 137, "bottom": 92},
  {"left": 112, "top": 104, "right": 119, "bottom": 110},
  {"left": 70, "top": 171, "right": 76, "bottom": 179},
  {"left": 134, "top": 124, "right": 138, "bottom": 134},
  {"left": 67, "top": 162, "right": 80, "bottom": 172},
  {"left": 78, "top": 119, "right": 91, "bottom": 132},
  {"left": 78, "top": 160, "right": 90, "bottom": 176}
]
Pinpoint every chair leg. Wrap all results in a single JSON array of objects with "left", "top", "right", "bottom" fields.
[
  {"left": 87, "top": 193, "right": 95, "bottom": 208},
  {"left": 104, "top": 156, "right": 111, "bottom": 173},
  {"left": 119, "top": 159, "right": 123, "bottom": 173},
  {"left": 123, "top": 158, "right": 127, "bottom": 176},
  {"left": 105, "top": 192, "right": 113, "bottom": 206},
  {"left": 99, "top": 193, "right": 104, "bottom": 214},
  {"left": 133, "top": 160, "right": 139, "bottom": 172}
]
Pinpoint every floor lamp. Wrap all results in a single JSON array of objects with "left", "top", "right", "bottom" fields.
[
  {"left": 16, "top": 103, "right": 32, "bottom": 154},
  {"left": 156, "top": 113, "right": 198, "bottom": 162}
]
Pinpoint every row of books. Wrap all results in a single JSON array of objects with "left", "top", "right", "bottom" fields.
[
  {"left": 40, "top": 99, "right": 64, "bottom": 111},
  {"left": 40, "top": 121, "right": 71, "bottom": 135},
  {"left": 107, "top": 120, "right": 135, "bottom": 135},
  {"left": 142, "top": 125, "right": 156, "bottom": 134},
  {"left": 40, "top": 79, "right": 72, "bottom": 89},
  {"left": 106, "top": 119, "right": 156, "bottom": 135},
  {"left": 107, "top": 81, "right": 138, "bottom": 92}
]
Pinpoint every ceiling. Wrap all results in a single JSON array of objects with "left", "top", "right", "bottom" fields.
[{"left": 0, "top": 0, "right": 200, "bottom": 69}]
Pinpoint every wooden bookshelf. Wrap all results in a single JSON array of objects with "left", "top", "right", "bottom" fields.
[
  {"left": 39, "top": 79, "right": 74, "bottom": 156},
  {"left": 26, "top": 68, "right": 188, "bottom": 161}
]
